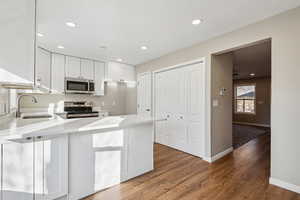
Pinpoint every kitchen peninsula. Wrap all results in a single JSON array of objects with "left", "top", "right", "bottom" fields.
[{"left": 0, "top": 115, "right": 154, "bottom": 200}]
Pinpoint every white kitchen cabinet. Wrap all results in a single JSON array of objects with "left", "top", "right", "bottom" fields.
[
  {"left": 94, "top": 61, "right": 105, "bottom": 96},
  {"left": 65, "top": 56, "right": 81, "bottom": 78},
  {"left": 69, "top": 124, "right": 153, "bottom": 200},
  {"left": 0, "top": 0, "right": 35, "bottom": 85},
  {"left": 36, "top": 47, "right": 51, "bottom": 92},
  {"left": 2, "top": 141, "right": 35, "bottom": 200},
  {"left": 106, "top": 62, "right": 136, "bottom": 82},
  {"left": 127, "top": 124, "right": 153, "bottom": 179},
  {"left": 81, "top": 59, "right": 94, "bottom": 80},
  {"left": 51, "top": 53, "right": 65, "bottom": 94},
  {"left": 154, "top": 60, "right": 205, "bottom": 158},
  {"left": 35, "top": 136, "right": 68, "bottom": 200},
  {"left": 69, "top": 130, "right": 127, "bottom": 200}
]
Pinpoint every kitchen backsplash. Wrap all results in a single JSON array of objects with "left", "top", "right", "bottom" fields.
[{"left": 20, "top": 82, "right": 137, "bottom": 116}]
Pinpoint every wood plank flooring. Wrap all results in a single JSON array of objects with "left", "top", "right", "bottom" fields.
[{"left": 85, "top": 134, "right": 300, "bottom": 200}]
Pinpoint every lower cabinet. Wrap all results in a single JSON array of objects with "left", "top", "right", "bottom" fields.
[
  {"left": 35, "top": 136, "right": 68, "bottom": 200},
  {"left": 2, "top": 141, "right": 35, "bottom": 200},
  {"left": 0, "top": 136, "right": 68, "bottom": 200},
  {"left": 69, "top": 124, "right": 153, "bottom": 200},
  {"left": 0, "top": 124, "right": 153, "bottom": 200}
]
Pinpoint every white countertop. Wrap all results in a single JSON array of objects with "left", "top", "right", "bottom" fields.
[{"left": 0, "top": 115, "right": 153, "bottom": 143}]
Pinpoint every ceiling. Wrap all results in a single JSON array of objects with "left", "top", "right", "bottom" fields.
[
  {"left": 233, "top": 41, "right": 271, "bottom": 80},
  {"left": 36, "top": 0, "right": 300, "bottom": 65}
]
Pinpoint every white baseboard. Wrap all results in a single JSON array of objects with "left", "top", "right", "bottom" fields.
[
  {"left": 203, "top": 147, "right": 233, "bottom": 163},
  {"left": 233, "top": 121, "right": 270, "bottom": 128},
  {"left": 269, "top": 177, "right": 300, "bottom": 194}
]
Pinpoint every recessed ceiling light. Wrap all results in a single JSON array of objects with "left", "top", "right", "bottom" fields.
[
  {"left": 192, "top": 19, "right": 203, "bottom": 25},
  {"left": 57, "top": 45, "right": 65, "bottom": 49},
  {"left": 141, "top": 46, "right": 148, "bottom": 50},
  {"left": 117, "top": 58, "right": 123, "bottom": 62},
  {"left": 250, "top": 73, "right": 255, "bottom": 76},
  {"left": 66, "top": 22, "right": 77, "bottom": 27},
  {"left": 37, "top": 33, "right": 44, "bottom": 37}
]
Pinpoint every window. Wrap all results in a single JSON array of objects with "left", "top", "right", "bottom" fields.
[{"left": 235, "top": 85, "right": 256, "bottom": 114}]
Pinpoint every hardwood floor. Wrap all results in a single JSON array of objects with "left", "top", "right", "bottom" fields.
[{"left": 85, "top": 135, "right": 300, "bottom": 200}]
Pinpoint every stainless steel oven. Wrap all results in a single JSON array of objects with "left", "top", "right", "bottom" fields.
[{"left": 65, "top": 77, "right": 95, "bottom": 94}]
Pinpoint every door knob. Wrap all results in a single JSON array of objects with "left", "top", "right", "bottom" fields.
[{"left": 146, "top": 109, "right": 150, "bottom": 112}]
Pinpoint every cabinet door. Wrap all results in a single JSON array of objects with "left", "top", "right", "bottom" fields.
[
  {"left": 35, "top": 136, "right": 68, "bottom": 200},
  {"left": 65, "top": 56, "right": 81, "bottom": 78},
  {"left": 80, "top": 59, "right": 94, "bottom": 80},
  {"left": 2, "top": 141, "right": 34, "bottom": 200},
  {"left": 120, "top": 64, "right": 136, "bottom": 82},
  {"left": 106, "top": 62, "right": 121, "bottom": 81},
  {"left": 0, "top": 0, "right": 35, "bottom": 84},
  {"left": 106, "top": 62, "right": 135, "bottom": 82},
  {"left": 69, "top": 130, "right": 127, "bottom": 200},
  {"left": 51, "top": 54, "right": 65, "bottom": 94},
  {"left": 94, "top": 61, "right": 105, "bottom": 96},
  {"left": 36, "top": 47, "right": 51, "bottom": 91},
  {"left": 127, "top": 125, "right": 153, "bottom": 180}
]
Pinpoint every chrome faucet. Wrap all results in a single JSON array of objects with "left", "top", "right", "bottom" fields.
[{"left": 16, "top": 95, "right": 38, "bottom": 118}]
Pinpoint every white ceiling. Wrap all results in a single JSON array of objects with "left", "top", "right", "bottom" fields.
[
  {"left": 233, "top": 41, "right": 271, "bottom": 80},
  {"left": 37, "top": 0, "right": 300, "bottom": 65}
]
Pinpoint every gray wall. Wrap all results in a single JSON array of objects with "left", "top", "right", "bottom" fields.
[
  {"left": 211, "top": 53, "right": 233, "bottom": 156},
  {"left": 233, "top": 78, "right": 271, "bottom": 126},
  {"left": 137, "top": 7, "right": 300, "bottom": 187}
]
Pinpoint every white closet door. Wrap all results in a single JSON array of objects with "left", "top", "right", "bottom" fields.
[
  {"left": 137, "top": 73, "right": 152, "bottom": 117},
  {"left": 185, "top": 62, "right": 205, "bottom": 157},
  {"left": 169, "top": 67, "right": 187, "bottom": 152},
  {"left": 154, "top": 60, "right": 205, "bottom": 158},
  {"left": 154, "top": 72, "right": 169, "bottom": 145}
]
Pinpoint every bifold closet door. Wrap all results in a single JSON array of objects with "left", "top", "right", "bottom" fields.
[
  {"left": 184, "top": 62, "right": 205, "bottom": 157},
  {"left": 154, "top": 61, "right": 205, "bottom": 158}
]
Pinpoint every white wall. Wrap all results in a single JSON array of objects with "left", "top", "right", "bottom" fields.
[{"left": 137, "top": 7, "right": 300, "bottom": 188}]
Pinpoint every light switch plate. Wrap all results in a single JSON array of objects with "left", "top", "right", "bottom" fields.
[{"left": 213, "top": 99, "right": 219, "bottom": 107}]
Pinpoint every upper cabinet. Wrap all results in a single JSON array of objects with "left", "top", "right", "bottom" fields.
[
  {"left": 65, "top": 56, "right": 81, "bottom": 78},
  {"left": 106, "top": 62, "right": 136, "bottom": 82},
  {"left": 94, "top": 61, "right": 105, "bottom": 96},
  {"left": 0, "top": 0, "right": 36, "bottom": 85},
  {"left": 36, "top": 47, "right": 51, "bottom": 91},
  {"left": 81, "top": 59, "right": 94, "bottom": 80},
  {"left": 65, "top": 56, "right": 95, "bottom": 80},
  {"left": 51, "top": 53, "right": 65, "bottom": 94}
]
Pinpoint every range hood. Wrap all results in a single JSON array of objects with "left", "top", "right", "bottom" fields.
[{"left": 0, "top": 82, "right": 34, "bottom": 90}]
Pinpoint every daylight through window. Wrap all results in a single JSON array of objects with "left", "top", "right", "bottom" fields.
[{"left": 235, "top": 85, "right": 256, "bottom": 114}]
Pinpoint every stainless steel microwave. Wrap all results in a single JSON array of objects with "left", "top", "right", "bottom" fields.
[{"left": 65, "top": 77, "right": 95, "bottom": 94}]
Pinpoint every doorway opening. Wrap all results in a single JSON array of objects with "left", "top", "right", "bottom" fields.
[
  {"left": 231, "top": 40, "right": 271, "bottom": 149},
  {"left": 212, "top": 39, "right": 271, "bottom": 152}
]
